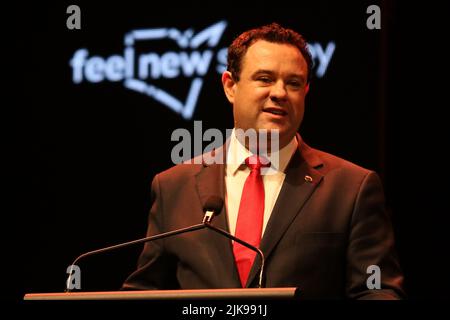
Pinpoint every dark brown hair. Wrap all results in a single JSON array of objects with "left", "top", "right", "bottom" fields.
[{"left": 227, "top": 22, "right": 313, "bottom": 83}]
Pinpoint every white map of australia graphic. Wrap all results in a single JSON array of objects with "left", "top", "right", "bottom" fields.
[{"left": 123, "top": 21, "right": 228, "bottom": 119}]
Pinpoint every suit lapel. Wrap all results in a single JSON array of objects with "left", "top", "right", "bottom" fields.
[
  {"left": 194, "top": 145, "right": 242, "bottom": 287},
  {"left": 246, "top": 138, "right": 324, "bottom": 287},
  {"left": 194, "top": 163, "right": 226, "bottom": 219}
]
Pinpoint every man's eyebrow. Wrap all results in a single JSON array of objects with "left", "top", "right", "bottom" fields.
[
  {"left": 251, "top": 69, "right": 275, "bottom": 77},
  {"left": 251, "top": 69, "right": 306, "bottom": 79}
]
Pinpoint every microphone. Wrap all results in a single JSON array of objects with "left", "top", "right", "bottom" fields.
[
  {"left": 201, "top": 196, "right": 265, "bottom": 289},
  {"left": 202, "top": 195, "right": 223, "bottom": 223},
  {"left": 65, "top": 196, "right": 264, "bottom": 292}
]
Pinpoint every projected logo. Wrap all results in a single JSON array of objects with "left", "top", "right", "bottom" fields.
[{"left": 70, "top": 21, "right": 335, "bottom": 120}]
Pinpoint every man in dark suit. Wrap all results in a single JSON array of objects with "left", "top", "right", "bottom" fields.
[{"left": 122, "top": 23, "right": 404, "bottom": 299}]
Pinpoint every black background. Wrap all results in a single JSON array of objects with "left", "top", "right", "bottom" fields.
[{"left": 5, "top": 0, "right": 449, "bottom": 312}]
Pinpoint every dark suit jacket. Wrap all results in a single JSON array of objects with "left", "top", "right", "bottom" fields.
[{"left": 122, "top": 137, "right": 404, "bottom": 299}]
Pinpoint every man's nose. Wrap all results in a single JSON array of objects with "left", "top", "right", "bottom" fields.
[{"left": 270, "top": 81, "right": 287, "bottom": 100}]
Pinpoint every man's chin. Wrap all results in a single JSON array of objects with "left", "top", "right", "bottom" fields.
[{"left": 256, "top": 126, "right": 290, "bottom": 138}]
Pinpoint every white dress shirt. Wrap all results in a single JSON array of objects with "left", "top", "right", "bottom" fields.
[{"left": 225, "top": 129, "right": 298, "bottom": 237}]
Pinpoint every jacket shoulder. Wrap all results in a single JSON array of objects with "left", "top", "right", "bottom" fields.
[
  {"left": 303, "top": 143, "right": 375, "bottom": 181},
  {"left": 157, "top": 162, "right": 204, "bottom": 184}
]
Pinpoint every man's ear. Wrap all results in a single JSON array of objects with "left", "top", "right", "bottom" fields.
[
  {"left": 305, "top": 83, "right": 310, "bottom": 95},
  {"left": 222, "top": 71, "right": 236, "bottom": 104}
]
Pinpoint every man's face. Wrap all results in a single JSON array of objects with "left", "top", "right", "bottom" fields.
[{"left": 222, "top": 40, "right": 309, "bottom": 149}]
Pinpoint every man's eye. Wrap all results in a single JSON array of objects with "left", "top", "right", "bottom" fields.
[
  {"left": 287, "top": 81, "right": 301, "bottom": 87},
  {"left": 257, "top": 77, "right": 272, "bottom": 83}
]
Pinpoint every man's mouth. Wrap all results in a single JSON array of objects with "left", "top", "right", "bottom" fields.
[{"left": 263, "top": 107, "right": 288, "bottom": 116}]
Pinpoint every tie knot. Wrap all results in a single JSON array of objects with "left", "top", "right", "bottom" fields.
[{"left": 245, "top": 155, "right": 270, "bottom": 171}]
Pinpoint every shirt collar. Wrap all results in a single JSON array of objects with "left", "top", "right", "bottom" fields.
[{"left": 225, "top": 128, "right": 298, "bottom": 176}]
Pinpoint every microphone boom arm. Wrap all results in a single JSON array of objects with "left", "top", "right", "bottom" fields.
[
  {"left": 66, "top": 224, "right": 205, "bottom": 292},
  {"left": 66, "top": 207, "right": 265, "bottom": 291}
]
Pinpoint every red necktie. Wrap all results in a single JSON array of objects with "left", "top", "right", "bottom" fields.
[{"left": 233, "top": 155, "right": 269, "bottom": 287}]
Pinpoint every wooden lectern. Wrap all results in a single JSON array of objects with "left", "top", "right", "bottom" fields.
[{"left": 24, "top": 287, "right": 299, "bottom": 300}]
